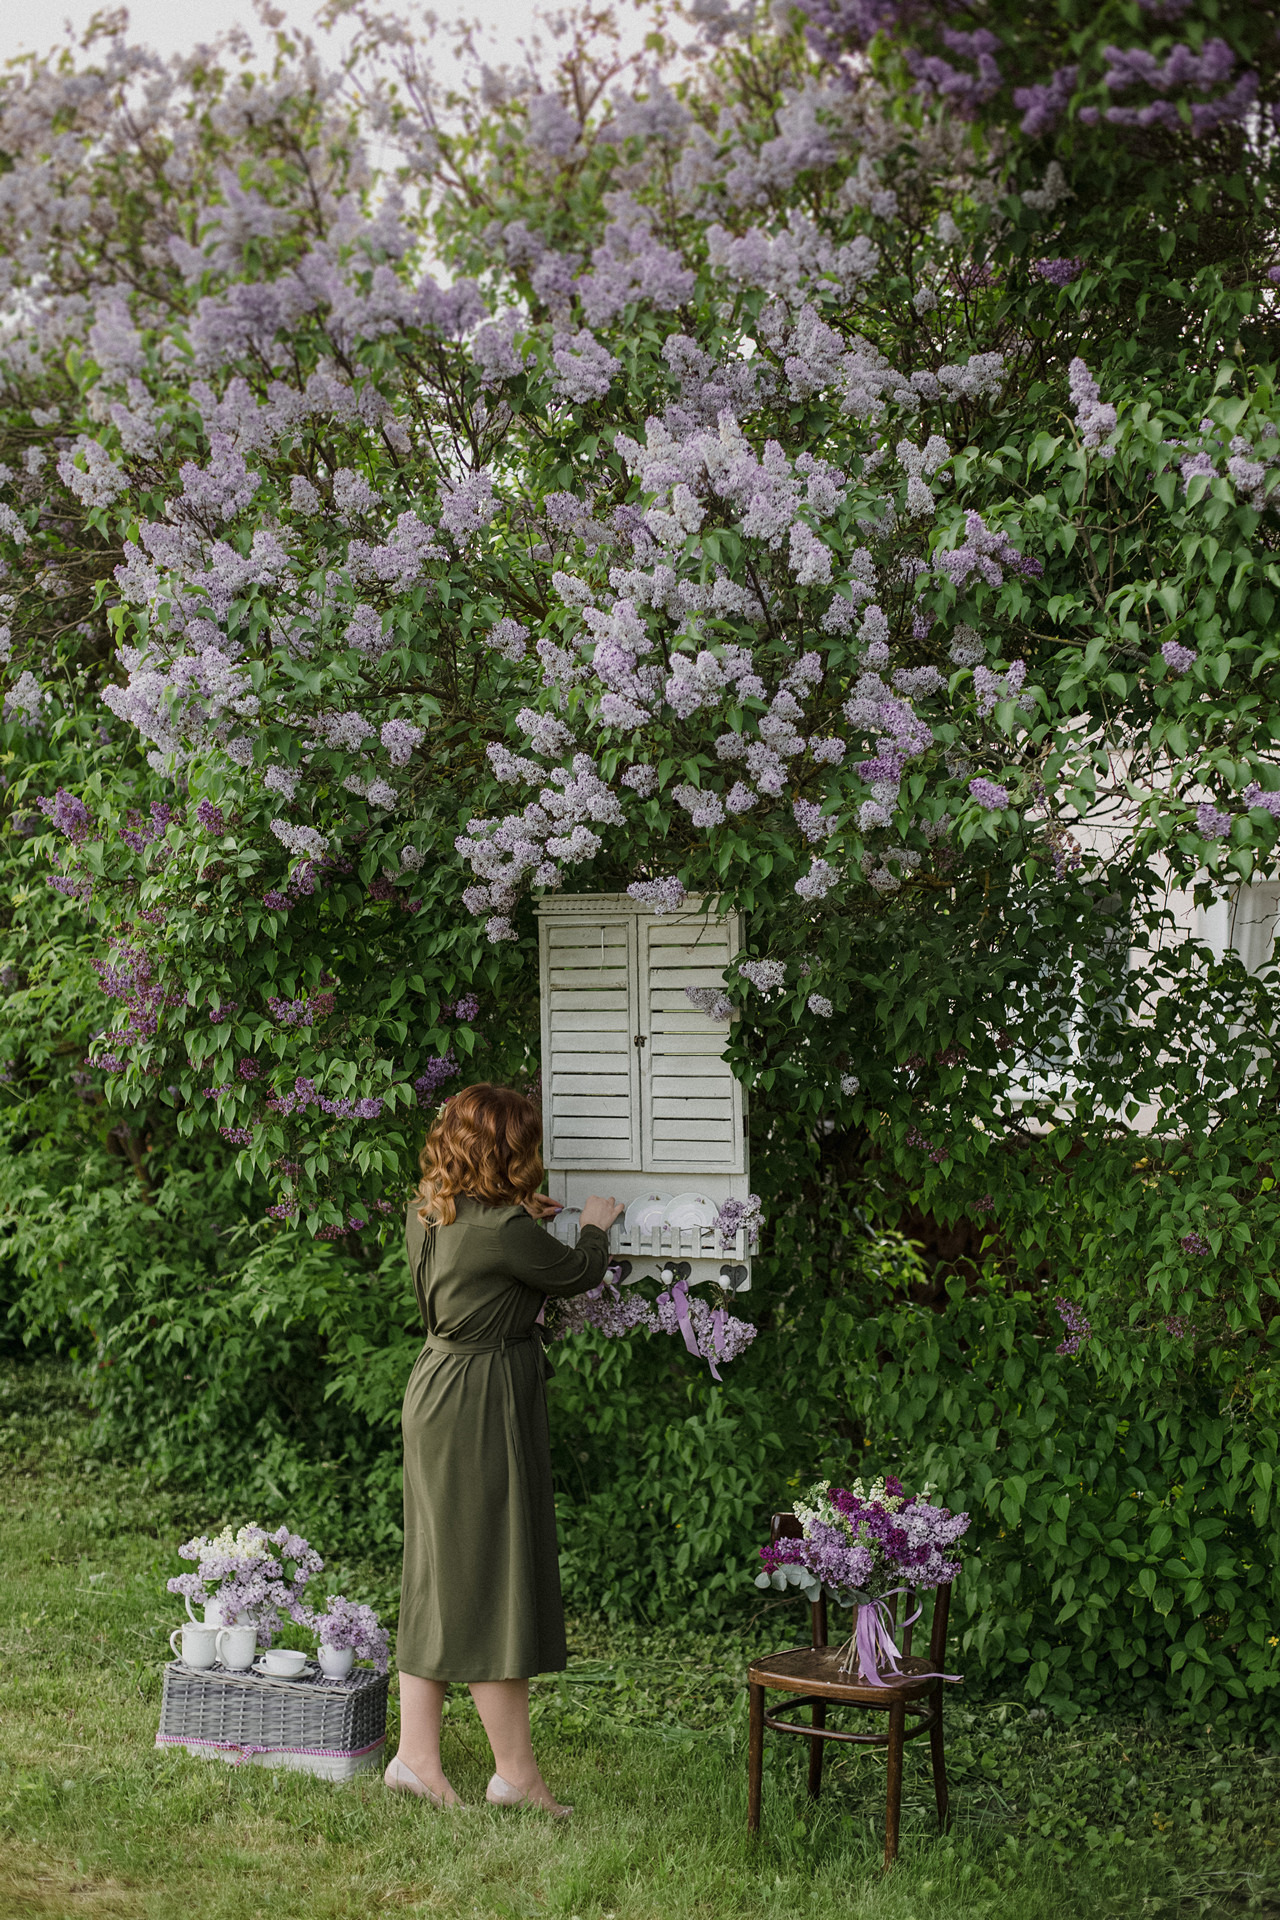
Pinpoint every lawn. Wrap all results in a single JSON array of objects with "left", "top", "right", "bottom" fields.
[{"left": 1, "top": 1359, "right": 1276, "bottom": 1920}]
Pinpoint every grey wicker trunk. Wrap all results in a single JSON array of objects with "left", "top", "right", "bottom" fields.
[{"left": 156, "top": 1661, "right": 388, "bottom": 1780}]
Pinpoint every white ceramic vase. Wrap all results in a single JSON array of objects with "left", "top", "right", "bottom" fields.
[{"left": 317, "top": 1644, "right": 355, "bottom": 1679}]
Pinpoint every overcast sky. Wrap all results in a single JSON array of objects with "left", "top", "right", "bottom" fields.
[{"left": 0, "top": 0, "right": 542, "bottom": 71}]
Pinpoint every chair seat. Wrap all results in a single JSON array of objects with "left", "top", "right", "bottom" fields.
[{"left": 748, "top": 1643, "right": 943, "bottom": 1703}]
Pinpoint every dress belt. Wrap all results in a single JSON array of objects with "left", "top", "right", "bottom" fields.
[{"left": 421, "top": 1331, "right": 535, "bottom": 1356}]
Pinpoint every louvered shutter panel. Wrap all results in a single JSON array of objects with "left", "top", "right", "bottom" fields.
[
  {"left": 541, "top": 914, "right": 641, "bottom": 1171},
  {"left": 640, "top": 914, "right": 745, "bottom": 1175}
]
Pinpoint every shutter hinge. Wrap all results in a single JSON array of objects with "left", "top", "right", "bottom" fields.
[{"left": 634, "top": 1033, "right": 646, "bottom": 1049}]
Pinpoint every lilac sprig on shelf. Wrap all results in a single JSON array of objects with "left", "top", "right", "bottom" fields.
[
  {"left": 307, "top": 1594, "right": 389, "bottom": 1673},
  {"left": 715, "top": 1193, "right": 763, "bottom": 1250},
  {"left": 166, "top": 1524, "right": 323, "bottom": 1645},
  {"left": 755, "top": 1477, "right": 970, "bottom": 1607},
  {"left": 551, "top": 1273, "right": 756, "bottom": 1367}
]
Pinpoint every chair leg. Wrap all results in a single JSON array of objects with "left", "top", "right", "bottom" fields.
[
  {"left": 807, "top": 1699, "right": 826, "bottom": 1801},
  {"left": 929, "top": 1686, "right": 949, "bottom": 1829},
  {"left": 747, "top": 1684, "right": 764, "bottom": 1834},
  {"left": 883, "top": 1699, "right": 906, "bottom": 1871}
]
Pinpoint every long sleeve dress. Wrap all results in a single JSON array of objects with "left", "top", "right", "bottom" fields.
[{"left": 397, "top": 1196, "right": 609, "bottom": 1682}]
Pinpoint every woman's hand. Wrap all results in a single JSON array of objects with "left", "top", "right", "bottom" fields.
[
  {"left": 523, "top": 1193, "right": 563, "bottom": 1222},
  {"left": 580, "top": 1194, "right": 624, "bottom": 1232}
]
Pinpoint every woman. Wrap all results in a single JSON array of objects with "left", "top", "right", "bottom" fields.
[{"left": 385, "top": 1082, "right": 623, "bottom": 1814}]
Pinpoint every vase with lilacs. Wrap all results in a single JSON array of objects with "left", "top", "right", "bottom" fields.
[
  {"left": 308, "top": 1595, "right": 390, "bottom": 1678},
  {"left": 755, "top": 1479, "right": 970, "bottom": 1685},
  {"left": 167, "top": 1524, "right": 323, "bottom": 1647}
]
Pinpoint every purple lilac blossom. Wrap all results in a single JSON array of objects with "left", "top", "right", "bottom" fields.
[
  {"left": 1032, "top": 257, "right": 1082, "bottom": 287},
  {"left": 1161, "top": 641, "right": 1197, "bottom": 672},
  {"left": 36, "top": 789, "right": 94, "bottom": 844},
  {"left": 1054, "top": 1297, "right": 1092, "bottom": 1356},
  {"left": 1195, "top": 802, "right": 1231, "bottom": 839},
  {"left": 969, "top": 777, "right": 1009, "bottom": 811},
  {"left": 628, "top": 877, "right": 686, "bottom": 913},
  {"left": 1244, "top": 784, "right": 1280, "bottom": 820},
  {"left": 414, "top": 1052, "right": 459, "bottom": 1102},
  {"left": 1180, "top": 1231, "right": 1210, "bottom": 1256}
]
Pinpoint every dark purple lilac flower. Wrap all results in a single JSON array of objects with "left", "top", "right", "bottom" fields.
[
  {"left": 237, "top": 1058, "right": 260, "bottom": 1081},
  {"left": 36, "top": 789, "right": 94, "bottom": 844},
  {"left": 262, "top": 891, "right": 291, "bottom": 911},
  {"left": 449, "top": 993, "right": 481, "bottom": 1023},
  {"left": 1032, "top": 257, "right": 1082, "bottom": 287},
  {"left": 196, "top": 800, "right": 225, "bottom": 833},
  {"left": 208, "top": 1001, "right": 239, "bottom": 1022},
  {"left": 414, "top": 1052, "right": 459, "bottom": 1103},
  {"left": 1013, "top": 64, "right": 1078, "bottom": 137},
  {"left": 1180, "top": 1231, "right": 1209, "bottom": 1256},
  {"left": 220, "top": 1126, "right": 255, "bottom": 1146},
  {"left": 1054, "top": 1296, "right": 1092, "bottom": 1356}
]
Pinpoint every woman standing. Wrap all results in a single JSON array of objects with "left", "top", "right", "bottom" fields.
[{"left": 386, "top": 1082, "right": 622, "bottom": 1814}]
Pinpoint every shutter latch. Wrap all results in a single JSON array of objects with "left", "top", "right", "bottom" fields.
[{"left": 633, "top": 1033, "right": 646, "bottom": 1049}]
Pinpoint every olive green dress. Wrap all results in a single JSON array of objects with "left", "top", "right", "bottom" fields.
[{"left": 397, "top": 1197, "right": 609, "bottom": 1682}]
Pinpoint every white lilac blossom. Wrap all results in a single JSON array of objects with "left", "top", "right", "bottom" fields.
[
  {"left": 739, "top": 958, "right": 785, "bottom": 991},
  {"left": 795, "top": 858, "right": 837, "bottom": 899},
  {"left": 486, "top": 618, "right": 529, "bottom": 662},
  {"left": 840, "top": 1073, "right": 860, "bottom": 1095},
  {"left": 628, "top": 877, "right": 686, "bottom": 912},
  {"left": 271, "top": 819, "right": 329, "bottom": 858},
  {"left": 381, "top": 719, "right": 425, "bottom": 766}
]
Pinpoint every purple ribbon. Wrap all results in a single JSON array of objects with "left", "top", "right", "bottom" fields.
[
  {"left": 834, "top": 1590, "right": 962, "bottom": 1690},
  {"left": 656, "top": 1277, "right": 724, "bottom": 1381}
]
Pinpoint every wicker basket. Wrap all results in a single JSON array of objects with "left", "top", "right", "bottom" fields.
[{"left": 156, "top": 1660, "right": 388, "bottom": 1781}]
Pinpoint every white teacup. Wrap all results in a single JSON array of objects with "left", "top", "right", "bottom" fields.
[
  {"left": 261, "top": 1648, "right": 307, "bottom": 1677},
  {"left": 170, "top": 1622, "right": 218, "bottom": 1669},
  {"left": 215, "top": 1625, "right": 258, "bottom": 1671}
]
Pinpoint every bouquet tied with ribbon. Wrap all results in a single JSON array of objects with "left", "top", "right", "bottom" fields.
[{"left": 755, "top": 1477, "right": 970, "bottom": 1686}]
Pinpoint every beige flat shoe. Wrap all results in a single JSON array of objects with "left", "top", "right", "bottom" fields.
[
  {"left": 384, "top": 1754, "right": 465, "bottom": 1807},
  {"left": 485, "top": 1772, "right": 572, "bottom": 1818}
]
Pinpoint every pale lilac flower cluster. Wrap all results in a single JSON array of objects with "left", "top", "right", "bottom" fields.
[
  {"left": 715, "top": 1193, "right": 763, "bottom": 1250},
  {"left": 1068, "top": 358, "right": 1117, "bottom": 456},
  {"left": 307, "top": 1594, "right": 389, "bottom": 1673},
  {"left": 1195, "top": 802, "right": 1231, "bottom": 840},
  {"left": 166, "top": 1524, "right": 323, "bottom": 1643},
  {"left": 686, "top": 985, "right": 733, "bottom": 1020},
  {"left": 1161, "top": 641, "right": 1197, "bottom": 673},
  {"left": 739, "top": 959, "right": 786, "bottom": 992},
  {"left": 969, "top": 777, "right": 1009, "bottom": 811},
  {"left": 628, "top": 877, "right": 687, "bottom": 913}
]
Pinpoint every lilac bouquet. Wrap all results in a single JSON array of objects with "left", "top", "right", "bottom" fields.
[
  {"left": 755, "top": 1478, "right": 970, "bottom": 1684},
  {"left": 309, "top": 1595, "right": 390, "bottom": 1674},
  {"left": 167, "top": 1524, "right": 323, "bottom": 1644}
]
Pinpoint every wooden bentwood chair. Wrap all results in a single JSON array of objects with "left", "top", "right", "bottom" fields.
[{"left": 747, "top": 1514, "right": 957, "bottom": 1869}]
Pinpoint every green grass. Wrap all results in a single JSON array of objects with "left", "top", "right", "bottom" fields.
[{"left": 1, "top": 1359, "right": 1277, "bottom": 1920}]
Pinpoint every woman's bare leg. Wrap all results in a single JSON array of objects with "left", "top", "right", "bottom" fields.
[
  {"left": 390, "top": 1673, "right": 463, "bottom": 1804},
  {"left": 469, "top": 1679, "right": 568, "bottom": 1812}
]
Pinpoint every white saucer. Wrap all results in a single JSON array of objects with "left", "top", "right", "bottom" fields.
[
  {"left": 624, "top": 1193, "right": 668, "bottom": 1236},
  {"left": 252, "top": 1657, "right": 313, "bottom": 1679},
  {"left": 662, "top": 1191, "right": 718, "bottom": 1230}
]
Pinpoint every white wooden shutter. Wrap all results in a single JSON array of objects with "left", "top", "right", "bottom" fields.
[
  {"left": 540, "top": 914, "right": 641, "bottom": 1170},
  {"left": 640, "top": 914, "right": 745, "bottom": 1175}
]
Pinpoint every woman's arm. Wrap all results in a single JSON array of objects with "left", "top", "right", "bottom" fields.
[{"left": 499, "top": 1211, "right": 612, "bottom": 1299}]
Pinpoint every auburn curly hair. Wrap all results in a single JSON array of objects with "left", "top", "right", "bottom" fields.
[{"left": 416, "top": 1083, "right": 544, "bottom": 1225}]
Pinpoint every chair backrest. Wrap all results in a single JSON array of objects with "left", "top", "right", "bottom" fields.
[{"left": 769, "top": 1513, "right": 953, "bottom": 1664}]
